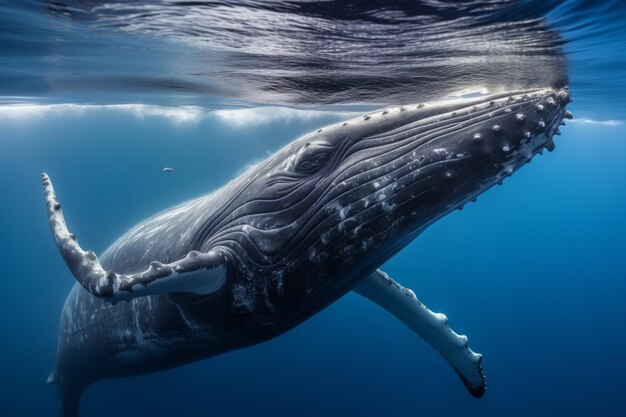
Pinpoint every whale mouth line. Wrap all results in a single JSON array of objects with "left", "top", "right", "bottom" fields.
[{"left": 196, "top": 88, "right": 569, "bottom": 270}]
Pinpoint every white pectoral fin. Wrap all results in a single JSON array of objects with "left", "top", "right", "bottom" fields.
[
  {"left": 42, "top": 173, "right": 228, "bottom": 303},
  {"left": 353, "top": 269, "right": 486, "bottom": 397}
]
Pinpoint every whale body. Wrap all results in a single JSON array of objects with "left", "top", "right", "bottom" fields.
[{"left": 43, "top": 88, "right": 572, "bottom": 416}]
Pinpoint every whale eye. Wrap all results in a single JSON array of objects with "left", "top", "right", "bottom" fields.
[{"left": 293, "top": 145, "right": 332, "bottom": 174}]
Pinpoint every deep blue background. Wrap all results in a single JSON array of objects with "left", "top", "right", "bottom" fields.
[
  {"left": 0, "top": 103, "right": 624, "bottom": 416},
  {"left": 1, "top": 1, "right": 625, "bottom": 415}
]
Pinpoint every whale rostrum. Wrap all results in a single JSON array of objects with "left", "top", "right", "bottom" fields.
[{"left": 43, "top": 88, "right": 571, "bottom": 416}]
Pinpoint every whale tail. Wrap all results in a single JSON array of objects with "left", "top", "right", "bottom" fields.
[
  {"left": 50, "top": 374, "right": 85, "bottom": 417},
  {"left": 58, "top": 382, "right": 84, "bottom": 417},
  {"left": 59, "top": 385, "right": 81, "bottom": 417}
]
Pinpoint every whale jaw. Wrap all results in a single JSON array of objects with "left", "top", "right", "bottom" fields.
[
  {"left": 307, "top": 88, "right": 573, "bottom": 262},
  {"left": 190, "top": 88, "right": 572, "bottom": 281}
]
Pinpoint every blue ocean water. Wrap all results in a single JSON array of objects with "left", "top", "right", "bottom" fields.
[{"left": 0, "top": 1, "right": 625, "bottom": 416}]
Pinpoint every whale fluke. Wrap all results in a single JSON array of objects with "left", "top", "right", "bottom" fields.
[
  {"left": 354, "top": 270, "right": 486, "bottom": 397},
  {"left": 41, "top": 173, "right": 228, "bottom": 303}
]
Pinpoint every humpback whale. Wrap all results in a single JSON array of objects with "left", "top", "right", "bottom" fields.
[{"left": 43, "top": 88, "right": 571, "bottom": 416}]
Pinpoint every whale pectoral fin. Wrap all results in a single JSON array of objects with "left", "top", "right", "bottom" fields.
[
  {"left": 353, "top": 269, "right": 486, "bottom": 398},
  {"left": 42, "top": 173, "right": 228, "bottom": 304}
]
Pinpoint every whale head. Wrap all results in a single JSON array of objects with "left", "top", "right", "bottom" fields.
[{"left": 200, "top": 88, "right": 571, "bottom": 308}]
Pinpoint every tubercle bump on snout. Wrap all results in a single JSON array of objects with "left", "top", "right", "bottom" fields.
[
  {"left": 461, "top": 88, "right": 571, "bottom": 189},
  {"left": 465, "top": 88, "right": 571, "bottom": 156},
  {"left": 397, "top": 88, "right": 573, "bottom": 211}
]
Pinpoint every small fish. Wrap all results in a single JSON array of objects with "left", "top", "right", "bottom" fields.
[{"left": 162, "top": 167, "right": 175, "bottom": 172}]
